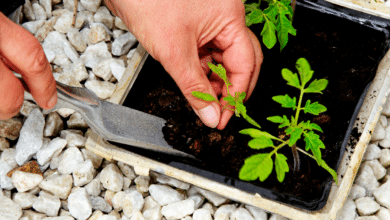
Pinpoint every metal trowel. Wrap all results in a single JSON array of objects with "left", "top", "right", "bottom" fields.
[{"left": 16, "top": 74, "right": 198, "bottom": 161}]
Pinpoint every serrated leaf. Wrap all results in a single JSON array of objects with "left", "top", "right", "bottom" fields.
[
  {"left": 298, "top": 121, "right": 323, "bottom": 132},
  {"left": 244, "top": 114, "right": 261, "bottom": 128},
  {"left": 296, "top": 58, "right": 314, "bottom": 86},
  {"left": 304, "top": 131, "right": 325, "bottom": 162},
  {"left": 192, "top": 91, "right": 217, "bottom": 102},
  {"left": 239, "top": 153, "right": 273, "bottom": 181},
  {"left": 249, "top": 9, "right": 264, "bottom": 24},
  {"left": 236, "top": 103, "right": 247, "bottom": 117},
  {"left": 239, "top": 129, "right": 275, "bottom": 139},
  {"left": 318, "top": 159, "right": 338, "bottom": 184},
  {"left": 304, "top": 100, "right": 327, "bottom": 115},
  {"left": 208, "top": 63, "right": 232, "bottom": 87},
  {"left": 305, "top": 79, "right": 328, "bottom": 94},
  {"left": 282, "top": 68, "right": 300, "bottom": 89},
  {"left": 285, "top": 127, "right": 303, "bottom": 146},
  {"left": 246, "top": 16, "right": 253, "bottom": 27},
  {"left": 267, "top": 115, "right": 290, "bottom": 128},
  {"left": 275, "top": 153, "right": 289, "bottom": 182},
  {"left": 245, "top": 2, "right": 259, "bottom": 13},
  {"left": 238, "top": 92, "right": 247, "bottom": 101},
  {"left": 264, "top": 5, "right": 278, "bottom": 23},
  {"left": 272, "top": 94, "right": 296, "bottom": 109},
  {"left": 261, "top": 19, "right": 277, "bottom": 49},
  {"left": 276, "top": 13, "right": 296, "bottom": 51},
  {"left": 248, "top": 137, "right": 274, "bottom": 149},
  {"left": 223, "top": 96, "right": 236, "bottom": 106}
]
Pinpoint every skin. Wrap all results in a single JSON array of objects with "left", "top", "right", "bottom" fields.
[{"left": 0, "top": 0, "right": 263, "bottom": 130}]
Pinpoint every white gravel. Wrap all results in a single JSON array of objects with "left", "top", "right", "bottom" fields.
[{"left": 2, "top": 0, "right": 390, "bottom": 220}]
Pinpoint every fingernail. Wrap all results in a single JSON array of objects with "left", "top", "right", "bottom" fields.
[
  {"left": 197, "top": 105, "right": 219, "bottom": 128},
  {"left": 47, "top": 93, "right": 57, "bottom": 109}
]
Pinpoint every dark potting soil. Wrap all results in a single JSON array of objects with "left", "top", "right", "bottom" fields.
[{"left": 122, "top": 3, "right": 388, "bottom": 207}]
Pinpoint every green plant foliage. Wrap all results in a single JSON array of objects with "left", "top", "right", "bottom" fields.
[{"left": 243, "top": 0, "right": 296, "bottom": 50}]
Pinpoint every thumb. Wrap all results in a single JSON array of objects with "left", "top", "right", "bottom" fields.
[{"left": 161, "top": 50, "right": 221, "bottom": 128}]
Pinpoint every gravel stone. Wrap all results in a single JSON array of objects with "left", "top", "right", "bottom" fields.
[
  {"left": 114, "top": 17, "right": 128, "bottom": 31},
  {"left": 193, "top": 208, "right": 212, "bottom": 220},
  {"left": 15, "top": 109, "right": 45, "bottom": 166},
  {"left": 364, "top": 144, "right": 382, "bottom": 161},
  {"left": 80, "top": 42, "right": 113, "bottom": 69},
  {"left": 117, "top": 162, "right": 136, "bottom": 180},
  {"left": 374, "top": 181, "right": 390, "bottom": 209},
  {"left": 24, "top": 0, "right": 36, "bottom": 21},
  {"left": 142, "top": 207, "right": 162, "bottom": 220},
  {"left": 372, "top": 122, "right": 386, "bottom": 141},
  {"left": 13, "top": 192, "right": 38, "bottom": 209},
  {"left": 33, "top": 191, "right": 61, "bottom": 217},
  {"left": 201, "top": 203, "right": 215, "bottom": 216},
  {"left": 122, "top": 191, "right": 144, "bottom": 219},
  {"left": 81, "top": 149, "right": 104, "bottom": 169},
  {"left": 87, "top": 23, "right": 111, "bottom": 45},
  {"left": 67, "top": 29, "right": 87, "bottom": 53},
  {"left": 60, "top": 130, "right": 87, "bottom": 148},
  {"left": 156, "top": 175, "right": 190, "bottom": 190},
  {"left": 231, "top": 207, "right": 255, "bottom": 220},
  {"left": 37, "top": 138, "right": 67, "bottom": 166},
  {"left": 376, "top": 207, "right": 390, "bottom": 220},
  {"left": 188, "top": 194, "right": 205, "bottom": 210},
  {"left": 85, "top": 80, "right": 116, "bottom": 100},
  {"left": 35, "top": 16, "right": 59, "bottom": 42},
  {"left": 196, "top": 187, "right": 229, "bottom": 206},
  {"left": 161, "top": 199, "right": 195, "bottom": 220},
  {"left": 1, "top": 148, "right": 17, "bottom": 169},
  {"left": 113, "top": 30, "right": 125, "bottom": 39},
  {"left": 0, "top": 195, "right": 23, "bottom": 220},
  {"left": 112, "top": 191, "right": 125, "bottom": 211},
  {"left": 380, "top": 149, "right": 390, "bottom": 167},
  {"left": 33, "top": 3, "right": 47, "bottom": 20},
  {"left": 53, "top": 11, "right": 73, "bottom": 34},
  {"left": 73, "top": 159, "right": 95, "bottom": 187},
  {"left": 39, "top": 173, "right": 73, "bottom": 200},
  {"left": 44, "top": 112, "right": 64, "bottom": 137},
  {"left": 349, "top": 184, "right": 366, "bottom": 200},
  {"left": 380, "top": 126, "right": 390, "bottom": 148},
  {"left": 12, "top": 171, "right": 43, "bottom": 193},
  {"left": 355, "top": 163, "right": 380, "bottom": 196},
  {"left": 22, "top": 20, "right": 46, "bottom": 34},
  {"left": 22, "top": 210, "right": 47, "bottom": 220},
  {"left": 90, "top": 196, "right": 112, "bottom": 213},
  {"left": 0, "top": 161, "right": 14, "bottom": 190},
  {"left": 134, "top": 176, "right": 150, "bottom": 193},
  {"left": 356, "top": 197, "right": 381, "bottom": 215},
  {"left": 80, "top": 0, "right": 102, "bottom": 12},
  {"left": 363, "top": 160, "right": 387, "bottom": 180},
  {"left": 58, "top": 147, "right": 84, "bottom": 175},
  {"left": 0, "top": 137, "right": 10, "bottom": 151},
  {"left": 92, "top": 59, "right": 114, "bottom": 81},
  {"left": 110, "top": 59, "right": 126, "bottom": 81},
  {"left": 111, "top": 33, "right": 137, "bottom": 56},
  {"left": 100, "top": 164, "right": 123, "bottom": 192},
  {"left": 245, "top": 205, "right": 267, "bottom": 220},
  {"left": 68, "top": 187, "right": 93, "bottom": 220},
  {"left": 149, "top": 184, "right": 185, "bottom": 206},
  {"left": 39, "top": 0, "right": 52, "bottom": 18},
  {"left": 67, "top": 113, "right": 89, "bottom": 129},
  {"left": 214, "top": 204, "right": 237, "bottom": 219},
  {"left": 93, "top": 7, "right": 114, "bottom": 29},
  {"left": 85, "top": 178, "right": 102, "bottom": 197},
  {"left": 0, "top": 118, "right": 23, "bottom": 140}
]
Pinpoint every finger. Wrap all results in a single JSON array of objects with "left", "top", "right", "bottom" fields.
[
  {"left": 160, "top": 38, "right": 221, "bottom": 128},
  {"left": 245, "top": 28, "right": 263, "bottom": 101},
  {"left": 0, "top": 60, "right": 24, "bottom": 120},
  {"left": 0, "top": 13, "right": 57, "bottom": 110}
]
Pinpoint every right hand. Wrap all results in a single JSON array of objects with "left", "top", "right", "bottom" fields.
[{"left": 0, "top": 12, "right": 57, "bottom": 120}]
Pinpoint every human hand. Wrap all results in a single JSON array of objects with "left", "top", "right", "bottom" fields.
[
  {"left": 105, "top": 0, "right": 263, "bottom": 129},
  {"left": 0, "top": 13, "right": 57, "bottom": 120}
]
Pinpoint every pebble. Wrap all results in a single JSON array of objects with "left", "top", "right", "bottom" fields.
[
  {"left": 0, "top": 161, "right": 14, "bottom": 190},
  {"left": 53, "top": 11, "right": 73, "bottom": 34},
  {"left": 134, "top": 176, "right": 150, "bottom": 193},
  {"left": 0, "top": 117, "right": 23, "bottom": 140},
  {"left": 372, "top": 122, "right": 386, "bottom": 141},
  {"left": 373, "top": 181, "right": 390, "bottom": 209},
  {"left": 92, "top": 59, "right": 115, "bottom": 81},
  {"left": 269, "top": 214, "right": 290, "bottom": 220},
  {"left": 90, "top": 196, "right": 113, "bottom": 213},
  {"left": 39, "top": 173, "right": 73, "bottom": 200},
  {"left": 111, "top": 33, "right": 137, "bottom": 56},
  {"left": 33, "top": 191, "right": 61, "bottom": 217},
  {"left": 39, "top": 0, "right": 52, "bottom": 18},
  {"left": 0, "top": 194, "right": 23, "bottom": 220},
  {"left": 58, "top": 147, "right": 84, "bottom": 175},
  {"left": 363, "top": 144, "right": 381, "bottom": 161},
  {"left": 81, "top": 149, "right": 104, "bottom": 169},
  {"left": 380, "top": 149, "right": 390, "bottom": 167},
  {"left": 156, "top": 175, "right": 190, "bottom": 190},
  {"left": 57, "top": 108, "right": 76, "bottom": 118},
  {"left": 0, "top": 137, "right": 10, "bottom": 151},
  {"left": 33, "top": 3, "right": 47, "bottom": 20},
  {"left": 85, "top": 178, "right": 102, "bottom": 197},
  {"left": 80, "top": 0, "right": 102, "bottom": 12},
  {"left": 67, "top": 113, "right": 89, "bottom": 129},
  {"left": 63, "top": 0, "right": 76, "bottom": 11},
  {"left": 143, "top": 207, "right": 162, "bottom": 220},
  {"left": 35, "top": 16, "right": 59, "bottom": 42},
  {"left": 15, "top": 109, "right": 45, "bottom": 166},
  {"left": 60, "top": 130, "right": 87, "bottom": 148},
  {"left": 363, "top": 160, "right": 387, "bottom": 180},
  {"left": 13, "top": 192, "right": 38, "bottom": 209},
  {"left": 22, "top": 20, "right": 46, "bottom": 34},
  {"left": 114, "top": 17, "right": 128, "bottom": 31},
  {"left": 201, "top": 203, "right": 215, "bottom": 216},
  {"left": 68, "top": 187, "right": 93, "bottom": 220},
  {"left": 110, "top": 59, "right": 126, "bottom": 81},
  {"left": 355, "top": 163, "right": 380, "bottom": 196},
  {"left": 113, "top": 30, "right": 125, "bottom": 39},
  {"left": 355, "top": 197, "right": 380, "bottom": 215},
  {"left": 192, "top": 208, "right": 212, "bottom": 220},
  {"left": 12, "top": 171, "right": 43, "bottom": 193},
  {"left": 355, "top": 217, "right": 379, "bottom": 220},
  {"left": 188, "top": 194, "right": 205, "bottom": 210},
  {"left": 1, "top": 148, "right": 18, "bottom": 169},
  {"left": 376, "top": 207, "right": 390, "bottom": 220},
  {"left": 22, "top": 210, "right": 47, "bottom": 220},
  {"left": 80, "top": 42, "right": 113, "bottom": 69},
  {"left": 100, "top": 164, "right": 124, "bottom": 192},
  {"left": 104, "top": 190, "right": 115, "bottom": 207},
  {"left": 196, "top": 187, "right": 229, "bottom": 206},
  {"left": 24, "top": 0, "right": 36, "bottom": 21},
  {"left": 112, "top": 191, "right": 126, "bottom": 211},
  {"left": 44, "top": 48, "right": 56, "bottom": 63},
  {"left": 149, "top": 184, "right": 185, "bottom": 206},
  {"left": 87, "top": 23, "right": 111, "bottom": 45},
  {"left": 122, "top": 191, "right": 144, "bottom": 218},
  {"left": 161, "top": 199, "right": 194, "bottom": 220},
  {"left": 349, "top": 184, "right": 366, "bottom": 200},
  {"left": 94, "top": 7, "right": 114, "bottom": 30},
  {"left": 214, "top": 204, "right": 237, "bottom": 219},
  {"left": 36, "top": 138, "right": 67, "bottom": 166},
  {"left": 117, "top": 162, "right": 136, "bottom": 180},
  {"left": 68, "top": 29, "right": 87, "bottom": 53},
  {"left": 85, "top": 80, "right": 116, "bottom": 100},
  {"left": 380, "top": 126, "right": 390, "bottom": 148},
  {"left": 73, "top": 159, "right": 95, "bottom": 187}
]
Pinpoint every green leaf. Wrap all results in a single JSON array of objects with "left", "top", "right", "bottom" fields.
[
  {"left": 285, "top": 127, "right": 303, "bottom": 146},
  {"left": 223, "top": 96, "right": 236, "bottom": 106},
  {"left": 298, "top": 121, "right": 323, "bottom": 132},
  {"left": 305, "top": 79, "right": 328, "bottom": 94},
  {"left": 208, "top": 63, "right": 232, "bottom": 87},
  {"left": 192, "top": 91, "right": 217, "bottom": 102},
  {"left": 244, "top": 114, "right": 261, "bottom": 129},
  {"left": 304, "top": 100, "right": 327, "bottom": 115},
  {"left": 249, "top": 9, "right": 264, "bottom": 24},
  {"left": 304, "top": 131, "right": 325, "bottom": 162},
  {"left": 239, "top": 129, "right": 275, "bottom": 139},
  {"left": 296, "top": 58, "right": 314, "bottom": 86},
  {"left": 248, "top": 137, "right": 274, "bottom": 149},
  {"left": 275, "top": 13, "right": 296, "bottom": 51},
  {"left": 264, "top": 5, "right": 278, "bottom": 23},
  {"left": 236, "top": 103, "right": 247, "bottom": 117},
  {"left": 272, "top": 94, "right": 296, "bottom": 109},
  {"left": 239, "top": 153, "right": 273, "bottom": 181},
  {"left": 267, "top": 115, "right": 290, "bottom": 128},
  {"left": 261, "top": 19, "right": 277, "bottom": 49},
  {"left": 238, "top": 92, "right": 246, "bottom": 101},
  {"left": 275, "top": 153, "right": 289, "bottom": 182},
  {"left": 318, "top": 159, "right": 338, "bottom": 184},
  {"left": 281, "top": 68, "right": 300, "bottom": 89},
  {"left": 244, "top": 2, "right": 259, "bottom": 13}
]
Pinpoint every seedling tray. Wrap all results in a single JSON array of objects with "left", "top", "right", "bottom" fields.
[{"left": 85, "top": 0, "right": 390, "bottom": 219}]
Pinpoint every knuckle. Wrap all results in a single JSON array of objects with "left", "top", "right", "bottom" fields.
[{"left": 24, "top": 41, "right": 49, "bottom": 78}]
